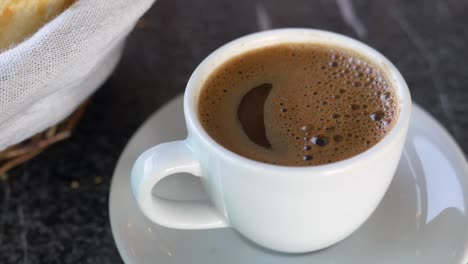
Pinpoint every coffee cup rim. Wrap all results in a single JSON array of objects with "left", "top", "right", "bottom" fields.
[{"left": 184, "top": 28, "right": 411, "bottom": 173}]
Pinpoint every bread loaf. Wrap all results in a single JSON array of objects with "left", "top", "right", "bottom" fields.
[{"left": 0, "top": 0, "right": 75, "bottom": 51}]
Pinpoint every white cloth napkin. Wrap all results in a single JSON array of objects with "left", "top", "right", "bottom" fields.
[{"left": 0, "top": 0, "right": 155, "bottom": 150}]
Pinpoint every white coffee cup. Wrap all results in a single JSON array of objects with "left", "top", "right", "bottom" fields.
[{"left": 131, "top": 28, "right": 411, "bottom": 253}]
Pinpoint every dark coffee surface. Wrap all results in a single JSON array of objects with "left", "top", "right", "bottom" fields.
[{"left": 199, "top": 43, "right": 398, "bottom": 166}]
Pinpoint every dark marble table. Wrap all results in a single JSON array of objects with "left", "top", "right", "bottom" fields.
[{"left": 1, "top": 0, "right": 467, "bottom": 263}]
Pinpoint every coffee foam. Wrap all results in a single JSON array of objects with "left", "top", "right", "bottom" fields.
[{"left": 198, "top": 43, "right": 398, "bottom": 166}]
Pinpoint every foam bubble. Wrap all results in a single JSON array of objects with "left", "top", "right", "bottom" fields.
[
  {"left": 370, "top": 110, "right": 385, "bottom": 122},
  {"left": 311, "top": 135, "right": 329, "bottom": 147}
]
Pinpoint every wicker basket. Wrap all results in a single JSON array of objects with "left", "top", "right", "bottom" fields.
[{"left": 0, "top": 101, "right": 88, "bottom": 175}]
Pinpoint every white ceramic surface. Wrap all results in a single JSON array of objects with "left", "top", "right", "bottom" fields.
[
  {"left": 130, "top": 29, "right": 411, "bottom": 252},
  {"left": 110, "top": 95, "right": 468, "bottom": 264}
]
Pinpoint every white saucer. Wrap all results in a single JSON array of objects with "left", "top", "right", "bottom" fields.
[{"left": 109, "top": 95, "right": 468, "bottom": 264}]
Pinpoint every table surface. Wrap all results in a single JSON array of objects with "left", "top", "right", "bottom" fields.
[{"left": 1, "top": 0, "right": 467, "bottom": 263}]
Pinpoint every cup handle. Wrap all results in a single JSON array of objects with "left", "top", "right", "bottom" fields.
[{"left": 131, "top": 140, "right": 228, "bottom": 229}]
